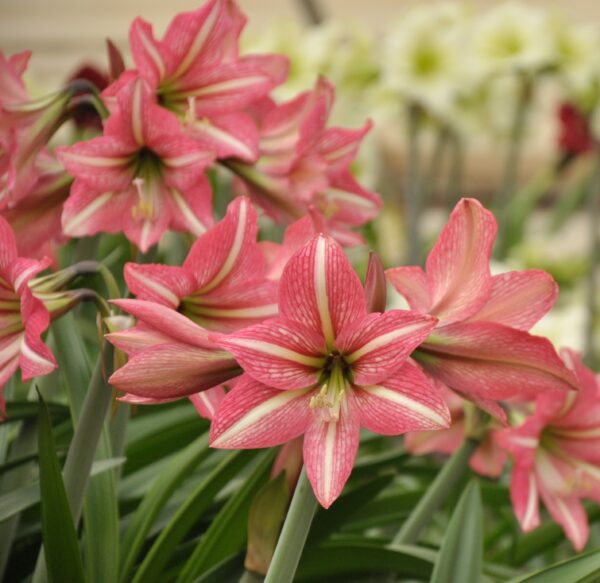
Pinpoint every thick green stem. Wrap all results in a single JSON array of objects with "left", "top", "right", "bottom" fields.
[
  {"left": 264, "top": 468, "right": 318, "bottom": 583},
  {"left": 403, "top": 103, "right": 423, "bottom": 266},
  {"left": 391, "top": 438, "right": 479, "bottom": 546},
  {"left": 585, "top": 149, "right": 600, "bottom": 368}
]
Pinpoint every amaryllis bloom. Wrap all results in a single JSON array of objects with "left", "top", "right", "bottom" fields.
[
  {"left": 57, "top": 76, "right": 213, "bottom": 251},
  {"left": 0, "top": 216, "right": 56, "bottom": 418},
  {"left": 496, "top": 350, "right": 600, "bottom": 551},
  {"left": 123, "top": 197, "right": 277, "bottom": 332},
  {"left": 229, "top": 77, "right": 382, "bottom": 243},
  {"left": 107, "top": 298, "right": 240, "bottom": 409},
  {"left": 387, "top": 198, "right": 577, "bottom": 412},
  {"left": 210, "top": 234, "right": 450, "bottom": 507},
  {"left": 405, "top": 384, "right": 507, "bottom": 478},
  {"left": 112, "top": 0, "right": 287, "bottom": 161}
]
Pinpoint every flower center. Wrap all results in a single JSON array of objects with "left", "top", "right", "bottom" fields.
[
  {"left": 310, "top": 355, "right": 352, "bottom": 422},
  {"left": 131, "top": 148, "right": 163, "bottom": 221}
]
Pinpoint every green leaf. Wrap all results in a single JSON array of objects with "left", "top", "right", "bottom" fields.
[
  {"left": 0, "top": 458, "right": 125, "bottom": 522},
  {"left": 119, "top": 431, "right": 212, "bottom": 583},
  {"left": 3, "top": 401, "right": 69, "bottom": 423},
  {"left": 132, "top": 449, "right": 258, "bottom": 583},
  {"left": 178, "top": 449, "right": 277, "bottom": 583},
  {"left": 430, "top": 479, "right": 483, "bottom": 583},
  {"left": 37, "top": 392, "right": 85, "bottom": 583},
  {"left": 510, "top": 549, "right": 600, "bottom": 583}
]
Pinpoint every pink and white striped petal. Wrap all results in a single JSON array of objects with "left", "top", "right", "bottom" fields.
[
  {"left": 386, "top": 266, "right": 430, "bottom": 313},
  {"left": 167, "top": 179, "right": 213, "bottom": 238},
  {"left": 189, "top": 385, "right": 226, "bottom": 420},
  {"left": 210, "top": 375, "right": 313, "bottom": 448},
  {"left": 0, "top": 215, "right": 18, "bottom": 269},
  {"left": 129, "top": 17, "right": 169, "bottom": 87},
  {"left": 467, "top": 270, "right": 558, "bottom": 331},
  {"left": 111, "top": 299, "right": 213, "bottom": 348},
  {"left": 510, "top": 465, "right": 540, "bottom": 533},
  {"left": 336, "top": 310, "right": 437, "bottom": 385},
  {"left": 106, "top": 324, "right": 174, "bottom": 357},
  {"left": 353, "top": 362, "right": 450, "bottom": 435},
  {"left": 212, "top": 317, "right": 326, "bottom": 390},
  {"left": 124, "top": 263, "right": 195, "bottom": 308},
  {"left": 304, "top": 394, "right": 361, "bottom": 508},
  {"left": 426, "top": 198, "right": 497, "bottom": 325},
  {"left": 108, "top": 342, "right": 239, "bottom": 399},
  {"left": 279, "top": 234, "right": 367, "bottom": 349},
  {"left": 540, "top": 489, "right": 589, "bottom": 551}
]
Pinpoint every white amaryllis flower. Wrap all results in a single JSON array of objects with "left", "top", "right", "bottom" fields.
[
  {"left": 382, "top": 3, "right": 472, "bottom": 120},
  {"left": 471, "top": 2, "right": 553, "bottom": 78}
]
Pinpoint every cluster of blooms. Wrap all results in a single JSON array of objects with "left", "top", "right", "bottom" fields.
[{"left": 0, "top": 0, "right": 598, "bottom": 552}]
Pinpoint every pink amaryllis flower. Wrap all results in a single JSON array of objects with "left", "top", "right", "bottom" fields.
[
  {"left": 228, "top": 78, "right": 382, "bottom": 243},
  {"left": 210, "top": 234, "right": 450, "bottom": 507},
  {"left": 0, "top": 216, "right": 56, "bottom": 418},
  {"left": 123, "top": 196, "right": 277, "bottom": 332},
  {"left": 386, "top": 198, "right": 577, "bottom": 412},
  {"left": 106, "top": 298, "right": 240, "bottom": 411},
  {"left": 57, "top": 76, "right": 213, "bottom": 251},
  {"left": 110, "top": 0, "right": 287, "bottom": 161},
  {"left": 405, "top": 384, "right": 507, "bottom": 478},
  {"left": 496, "top": 350, "right": 600, "bottom": 551}
]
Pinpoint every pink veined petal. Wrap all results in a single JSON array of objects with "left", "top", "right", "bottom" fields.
[
  {"left": 510, "top": 465, "right": 540, "bottom": 533},
  {"left": 124, "top": 263, "right": 196, "bottom": 308},
  {"left": 457, "top": 390, "right": 508, "bottom": 425},
  {"left": 467, "top": 270, "right": 558, "bottom": 331},
  {"left": 187, "top": 111, "right": 259, "bottom": 162},
  {"left": 279, "top": 234, "right": 367, "bottom": 349},
  {"left": 317, "top": 171, "right": 382, "bottom": 227},
  {"left": 539, "top": 487, "right": 589, "bottom": 551},
  {"left": 417, "top": 321, "right": 578, "bottom": 401},
  {"left": 162, "top": 0, "right": 240, "bottom": 79},
  {"left": 185, "top": 279, "right": 278, "bottom": 333},
  {"left": 111, "top": 299, "right": 213, "bottom": 348},
  {"left": 183, "top": 196, "right": 264, "bottom": 292},
  {"left": 317, "top": 121, "right": 372, "bottom": 172},
  {"left": 0, "top": 334, "right": 23, "bottom": 386},
  {"left": 189, "top": 385, "right": 226, "bottom": 420},
  {"left": 0, "top": 215, "right": 17, "bottom": 269},
  {"left": 353, "top": 361, "right": 450, "bottom": 435},
  {"left": 106, "top": 324, "right": 175, "bottom": 357},
  {"left": 155, "top": 135, "right": 213, "bottom": 191},
  {"left": 404, "top": 421, "right": 465, "bottom": 457},
  {"left": 60, "top": 180, "right": 129, "bottom": 239},
  {"left": 496, "top": 417, "right": 543, "bottom": 468},
  {"left": 386, "top": 266, "right": 430, "bottom": 313},
  {"left": 425, "top": 198, "right": 497, "bottom": 325},
  {"left": 210, "top": 375, "right": 312, "bottom": 448},
  {"left": 10, "top": 257, "right": 51, "bottom": 294},
  {"left": 336, "top": 310, "right": 437, "bottom": 385},
  {"left": 167, "top": 178, "right": 214, "bottom": 238},
  {"left": 212, "top": 317, "right": 326, "bottom": 391},
  {"left": 56, "top": 138, "right": 134, "bottom": 192},
  {"left": 304, "top": 392, "right": 361, "bottom": 508},
  {"left": 20, "top": 291, "right": 56, "bottom": 380},
  {"left": 129, "top": 17, "right": 170, "bottom": 87},
  {"left": 108, "top": 342, "right": 239, "bottom": 399}
]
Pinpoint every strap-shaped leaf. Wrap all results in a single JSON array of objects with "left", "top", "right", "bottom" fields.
[
  {"left": 430, "top": 479, "right": 483, "bottom": 583},
  {"left": 510, "top": 549, "right": 600, "bottom": 583},
  {"left": 37, "top": 392, "right": 85, "bottom": 583}
]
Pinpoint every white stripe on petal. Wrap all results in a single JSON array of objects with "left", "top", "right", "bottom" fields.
[
  {"left": 322, "top": 420, "right": 337, "bottom": 504},
  {"left": 188, "top": 304, "right": 279, "bottom": 319},
  {"left": 345, "top": 323, "right": 425, "bottom": 364},
  {"left": 361, "top": 384, "right": 449, "bottom": 427},
  {"left": 200, "top": 198, "right": 247, "bottom": 293},
  {"left": 212, "top": 387, "right": 312, "bottom": 447},
  {"left": 192, "top": 120, "right": 255, "bottom": 160},
  {"left": 523, "top": 472, "right": 538, "bottom": 530},
  {"left": 132, "top": 79, "right": 145, "bottom": 146},
  {"left": 315, "top": 236, "right": 334, "bottom": 348},
  {"left": 323, "top": 187, "right": 378, "bottom": 209},
  {"left": 60, "top": 153, "right": 130, "bottom": 168},
  {"left": 14, "top": 265, "right": 40, "bottom": 293},
  {"left": 164, "top": 151, "right": 208, "bottom": 169},
  {"left": 128, "top": 269, "right": 180, "bottom": 307},
  {"left": 509, "top": 436, "right": 539, "bottom": 449},
  {"left": 180, "top": 76, "right": 266, "bottom": 98},
  {"left": 0, "top": 335, "right": 23, "bottom": 364},
  {"left": 171, "top": 189, "right": 208, "bottom": 236},
  {"left": 21, "top": 338, "right": 54, "bottom": 369},
  {"left": 63, "top": 192, "right": 113, "bottom": 234},
  {"left": 224, "top": 337, "right": 325, "bottom": 367},
  {"left": 137, "top": 25, "right": 165, "bottom": 79}
]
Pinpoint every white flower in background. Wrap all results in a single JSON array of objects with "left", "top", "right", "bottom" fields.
[
  {"left": 547, "top": 16, "right": 600, "bottom": 103},
  {"left": 532, "top": 299, "right": 588, "bottom": 354},
  {"left": 382, "top": 4, "right": 475, "bottom": 120},
  {"left": 471, "top": 2, "right": 554, "bottom": 78}
]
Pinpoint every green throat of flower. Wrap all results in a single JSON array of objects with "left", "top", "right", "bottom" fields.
[{"left": 310, "top": 355, "right": 353, "bottom": 422}]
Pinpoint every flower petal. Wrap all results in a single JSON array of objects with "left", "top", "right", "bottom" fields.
[
  {"left": 468, "top": 270, "right": 558, "bottom": 331},
  {"left": 353, "top": 361, "right": 450, "bottom": 434},
  {"left": 386, "top": 266, "right": 430, "bottom": 313},
  {"left": 212, "top": 317, "right": 326, "bottom": 390},
  {"left": 417, "top": 322, "right": 578, "bottom": 401},
  {"left": 336, "top": 310, "right": 437, "bottom": 385},
  {"left": 210, "top": 375, "right": 312, "bottom": 448},
  {"left": 109, "top": 342, "right": 239, "bottom": 399},
  {"left": 124, "top": 263, "right": 196, "bottom": 308},
  {"left": 189, "top": 385, "right": 226, "bottom": 420},
  {"left": 304, "top": 393, "right": 360, "bottom": 508},
  {"left": 425, "top": 198, "right": 497, "bottom": 325},
  {"left": 111, "top": 298, "right": 213, "bottom": 348},
  {"left": 0, "top": 215, "right": 18, "bottom": 270},
  {"left": 510, "top": 465, "right": 540, "bottom": 533},
  {"left": 540, "top": 489, "right": 588, "bottom": 551},
  {"left": 280, "top": 234, "right": 367, "bottom": 349}
]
